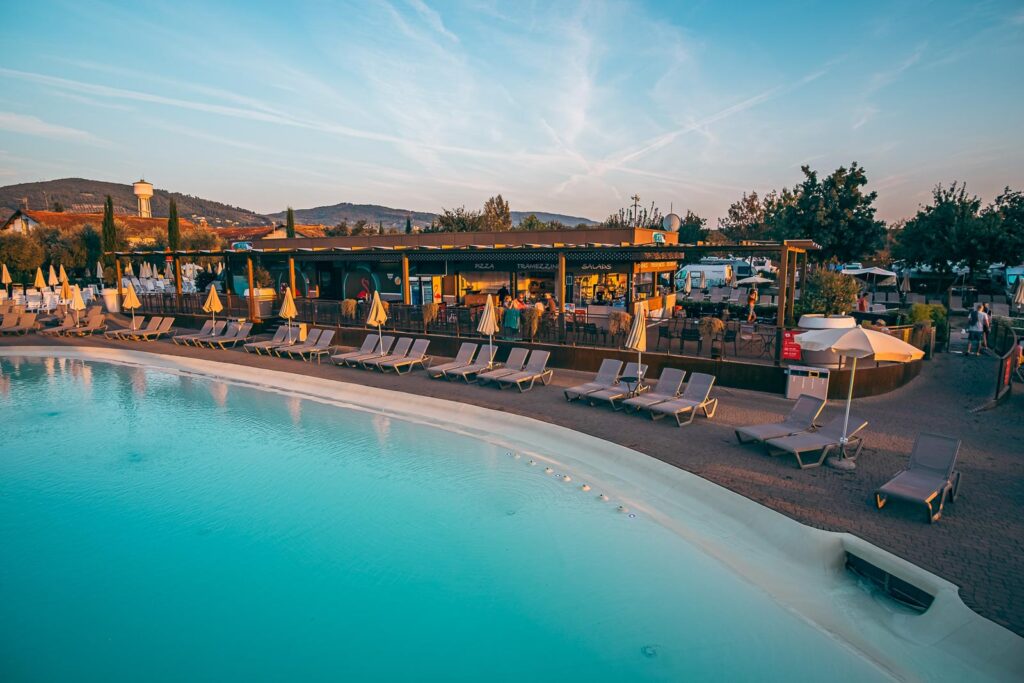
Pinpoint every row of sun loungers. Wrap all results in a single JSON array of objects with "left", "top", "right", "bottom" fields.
[
  {"left": 421, "top": 343, "right": 553, "bottom": 390},
  {"left": 0, "top": 312, "right": 38, "bottom": 335},
  {"left": 330, "top": 335, "right": 433, "bottom": 374}
]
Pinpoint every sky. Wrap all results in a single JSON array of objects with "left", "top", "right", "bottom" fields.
[{"left": 1, "top": 0, "right": 1022, "bottom": 224}]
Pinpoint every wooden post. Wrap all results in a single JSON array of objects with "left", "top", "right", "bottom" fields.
[
  {"left": 786, "top": 250, "right": 798, "bottom": 325},
  {"left": 174, "top": 256, "right": 183, "bottom": 311},
  {"left": 288, "top": 257, "right": 297, "bottom": 297},
  {"left": 246, "top": 256, "right": 259, "bottom": 322},
  {"left": 556, "top": 252, "right": 566, "bottom": 314},
  {"left": 401, "top": 254, "right": 411, "bottom": 305},
  {"left": 775, "top": 245, "right": 790, "bottom": 365},
  {"left": 115, "top": 258, "right": 123, "bottom": 310}
]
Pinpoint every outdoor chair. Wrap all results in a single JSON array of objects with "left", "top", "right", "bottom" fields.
[
  {"left": 427, "top": 343, "right": 478, "bottom": 379},
  {"left": 0, "top": 313, "right": 18, "bottom": 333},
  {"left": 275, "top": 328, "right": 321, "bottom": 357},
  {"left": 875, "top": 433, "right": 962, "bottom": 523},
  {"left": 39, "top": 315, "right": 79, "bottom": 336},
  {"left": 360, "top": 337, "right": 413, "bottom": 370},
  {"left": 680, "top": 324, "right": 703, "bottom": 356},
  {"left": 563, "top": 359, "right": 624, "bottom": 401},
  {"left": 441, "top": 345, "right": 502, "bottom": 382},
  {"left": 209, "top": 322, "right": 255, "bottom": 349},
  {"left": 656, "top": 320, "right": 682, "bottom": 353},
  {"left": 342, "top": 335, "right": 395, "bottom": 367},
  {"left": 645, "top": 372, "right": 718, "bottom": 426},
  {"left": 476, "top": 348, "right": 529, "bottom": 385},
  {"left": 379, "top": 338, "right": 432, "bottom": 374},
  {"left": 734, "top": 395, "right": 827, "bottom": 444},
  {"left": 69, "top": 314, "right": 106, "bottom": 336},
  {"left": 282, "top": 329, "right": 334, "bottom": 360},
  {"left": 2, "top": 312, "right": 38, "bottom": 335},
  {"left": 764, "top": 415, "right": 868, "bottom": 469},
  {"left": 331, "top": 335, "right": 380, "bottom": 365},
  {"left": 105, "top": 316, "right": 149, "bottom": 340},
  {"left": 172, "top": 320, "right": 221, "bottom": 345},
  {"left": 620, "top": 368, "right": 687, "bottom": 413},
  {"left": 194, "top": 322, "right": 240, "bottom": 348},
  {"left": 130, "top": 316, "right": 176, "bottom": 341},
  {"left": 494, "top": 350, "right": 554, "bottom": 392},
  {"left": 585, "top": 362, "right": 649, "bottom": 409},
  {"left": 244, "top": 326, "right": 292, "bottom": 354}
]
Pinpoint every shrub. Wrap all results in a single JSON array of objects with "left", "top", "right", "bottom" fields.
[
  {"left": 801, "top": 270, "right": 859, "bottom": 315},
  {"left": 910, "top": 303, "right": 947, "bottom": 343}
]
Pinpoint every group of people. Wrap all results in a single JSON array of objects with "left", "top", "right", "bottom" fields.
[
  {"left": 965, "top": 302, "right": 993, "bottom": 356},
  {"left": 496, "top": 286, "right": 558, "bottom": 315}
]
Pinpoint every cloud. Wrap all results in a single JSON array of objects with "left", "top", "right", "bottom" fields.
[
  {"left": 0, "top": 111, "right": 105, "bottom": 144},
  {"left": 405, "top": 0, "right": 459, "bottom": 42},
  {"left": 852, "top": 105, "right": 880, "bottom": 130}
]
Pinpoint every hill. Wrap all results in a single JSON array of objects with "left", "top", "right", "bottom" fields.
[
  {"left": 268, "top": 202, "right": 598, "bottom": 229},
  {"left": 0, "top": 178, "right": 269, "bottom": 227}
]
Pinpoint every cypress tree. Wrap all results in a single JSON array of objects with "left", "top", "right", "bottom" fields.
[
  {"left": 167, "top": 198, "right": 180, "bottom": 251},
  {"left": 405, "top": 216, "right": 413, "bottom": 234},
  {"left": 286, "top": 207, "right": 296, "bottom": 238},
  {"left": 379, "top": 220, "right": 384, "bottom": 235},
  {"left": 101, "top": 195, "right": 117, "bottom": 263}
]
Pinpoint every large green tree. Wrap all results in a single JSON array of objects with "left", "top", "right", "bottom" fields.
[
  {"left": 167, "top": 198, "right": 180, "bottom": 251},
  {"left": 894, "top": 182, "right": 996, "bottom": 282},
  {"left": 984, "top": 187, "right": 1024, "bottom": 268},
  {"left": 0, "top": 232, "right": 45, "bottom": 279},
  {"left": 405, "top": 216, "right": 413, "bottom": 234},
  {"left": 717, "top": 191, "right": 776, "bottom": 242},
  {"left": 482, "top": 194, "right": 512, "bottom": 231},
  {"left": 678, "top": 210, "right": 709, "bottom": 243},
  {"left": 771, "top": 163, "right": 885, "bottom": 262},
  {"left": 435, "top": 206, "right": 485, "bottom": 232},
  {"left": 101, "top": 195, "right": 117, "bottom": 263},
  {"left": 286, "top": 207, "right": 296, "bottom": 239}
]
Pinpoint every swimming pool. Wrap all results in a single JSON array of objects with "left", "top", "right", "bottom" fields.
[{"left": 1, "top": 349, "right": 1019, "bottom": 681}]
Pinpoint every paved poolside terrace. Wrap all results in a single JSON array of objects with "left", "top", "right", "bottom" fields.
[{"left": 3, "top": 329, "right": 1022, "bottom": 637}]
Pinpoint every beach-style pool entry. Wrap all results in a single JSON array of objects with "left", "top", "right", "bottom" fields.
[{"left": 1, "top": 351, "right": 1019, "bottom": 681}]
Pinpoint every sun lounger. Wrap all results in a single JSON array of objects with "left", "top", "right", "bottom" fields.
[
  {"left": 494, "top": 350, "right": 554, "bottom": 392},
  {"left": 39, "top": 315, "right": 79, "bottom": 336},
  {"left": 620, "top": 368, "right": 687, "bottom": 413},
  {"left": 275, "top": 328, "right": 321, "bottom": 357},
  {"left": 764, "top": 415, "right": 868, "bottom": 468},
  {"left": 194, "top": 321, "right": 239, "bottom": 348},
  {"left": 875, "top": 433, "right": 961, "bottom": 523},
  {"left": 563, "top": 359, "right": 624, "bottom": 401},
  {"left": 244, "top": 326, "right": 293, "bottom": 354},
  {"left": 734, "top": 395, "right": 826, "bottom": 444},
  {"left": 442, "top": 346, "right": 504, "bottom": 382},
  {"left": 379, "top": 338, "right": 432, "bottom": 374},
  {"left": 0, "top": 313, "right": 18, "bottom": 333},
  {"left": 207, "top": 322, "right": 254, "bottom": 349},
  {"left": 284, "top": 329, "right": 335, "bottom": 361},
  {"left": 427, "top": 343, "right": 478, "bottom": 379},
  {"left": 331, "top": 335, "right": 380, "bottom": 364},
  {"left": 105, "top": 316, "right": 153, "bottom": 339},
  {"left": 361, "top": 337, "right": 413, "bottom": 369},
  {"left": 476, "top": 348, "right": 529, "bottom": 385},
  {"left": 129, "top": 317, "right": 176, "bottom": 341},
  {"left": 69, "top": 314, "right": 106, "bottom": 336},
  {"left": 2, "top": 312, "right": 38, "bottom": 335},
  {"left": 342, "top": 335, "right": 396, "bottom": 367},
  {"left": 646, "top": 372, "right": 718, "bottom": 426},
  {"left": 585, "top": 362, "right": 650, "bottom": 408},
  {"left": 173, "top": 320, "right": 217, "bottom": 345}
]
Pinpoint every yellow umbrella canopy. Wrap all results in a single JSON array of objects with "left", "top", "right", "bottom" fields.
[
  {"left": 278, "top": 287, "right": 298, "bottom": 341},
  {"left": 365, "top": 290, "right": 388, "bottom": 355},
  {"left": 476, "top": 294, "right": 500, "bottom": 365},
  {"left": 48, "top": 264, "right": 59, "bottom": 287},
  {"left": 1, "top": 263, "right": 11, "bottom": 287},
  {"left": 60, "top": 279, "right": 72, "bottom": 302},
  {"left": 625, "top": 305, "right": 648, "bottom": 371},
  {"left": 58, "top": 264, "right": 69, "bottom": 283},
  {"left": 34, "top": 267, "right": 46, "bottom": 289},
  {"left": 122, "top": 281, "right": 143, "bottom": 327},
  {"left": 796, "top": 326, "right": 923, "bottom": 461},
  {"left": 70, "top": 285, "right": 86, "bottom": 324},
  {"left": 202, "top": 286, "right": 224, "bottom": 323}
]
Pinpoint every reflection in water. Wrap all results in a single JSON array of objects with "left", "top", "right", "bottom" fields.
[
  {"left": 372, "top": 413, "right": 391, "bottom": 446},
  {"left": 43, "top": 357, "right": 55, "bottom": 378},
  {"left": 286, "top": 395, "right": 302, "bottom": 426},
  {"left": 208, "top": 381, "right": 229, "bottom": 407},
  {"left": 130, "top": 367, "right": 147, "bottom": 397}
]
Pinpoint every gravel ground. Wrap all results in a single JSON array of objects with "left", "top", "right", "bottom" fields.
[{"left": 4, "top": 328, "right": 1022, "bottom": 635}]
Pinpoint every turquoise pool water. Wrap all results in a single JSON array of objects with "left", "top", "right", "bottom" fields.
[{"left": 0, "top": 356, "right": 889, "bottom": 681}]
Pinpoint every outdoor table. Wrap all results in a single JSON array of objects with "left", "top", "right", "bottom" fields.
[
  {"left": 619, "top": 375, "right": 645, "bottom": 398},
  {"left": 757, "top": 327, "right": 777, "bottom": 358}
]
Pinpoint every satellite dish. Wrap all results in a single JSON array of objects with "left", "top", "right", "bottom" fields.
[{"left": 662, "top": 213, "right": 681, "bottom": 231}]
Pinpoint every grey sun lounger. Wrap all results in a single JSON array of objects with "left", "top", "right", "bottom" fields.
[
  {"left": 2, "top": 312, "right": 38, "bottom": 335},
  {"left": 494, "top": 350, "right": 554, "bottom": 392},
  {"left": 563, "top": 359, "right": 624, "bottom": 401},
  {"left": 646, "top": 372, "right": 718, "bottom": 426},
  {"left": 734, "top": 395, "right": 827, "bottom": 444},
  {"left": 379, "top": 338, "right": 432, "bottom": 374},
  {"left": 342, "top": 335, "right": 396, "bottom": 367},
  {"left": 442, "top": 347, "right": 503, "bottom": 382},
  {"left": 208, "top": 322, "right": 254, "bottom": 349},
  {"left": 331, "top": 335, "right": 380, "bottom": 364},
  {"left": 193, "top": 321, "right": 239, "bottom": 347},
  {"left": 39, "top": 315, "right": 79, "bottom": 336},
  {"left": 427, "top": 343, "right": 478, "bottom": 379},
  {"left": 105, "top": 316, "right": 151, "bottom": 339},
  {"left": 764, "top": 415, "right": 868, "bottom": 469},
  {"left": 361, "top": 337, "right": 413, "bottom": 370},
  {"left": 875, "top": 433, "right": 962, "bottom": 523},
  {"left": 129, "top": 316, "right": 176, "bottom": 341},
  {"left": 276, "top": 328, "right": 322, "bottom": 357},
  {"left": 286, "top": 329, "right": 335, "bottom": 362},
  {"left": 70, "top": 314, "right": 106, "bottom": 336},
  {"left": 172, "top": 320, "right": 217, "bottom": 345},
  {"left": 476, "top": 348, "right": 529, "bottom": 385},
  {"left": 621, "top": 368, "right": 687, "bottom": 413},
  {"left": 586, "top": 362, "right": 650, "bottom": 408},
  {"left": 244, "top": 326, "right": 292, "bottom": 354}
]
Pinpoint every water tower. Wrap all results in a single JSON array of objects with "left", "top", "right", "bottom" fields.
[{"left": 133, "top": 179, "right": 153, "bottom": 218}]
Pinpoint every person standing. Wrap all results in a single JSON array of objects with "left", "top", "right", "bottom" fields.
[
  {"left": 966, "top": 304, "right": 988, "bottom": 356},
  {"left": 982, "top": 302, "right": 992, "bottom": 351},
  {"left": 746, "top": 287, "right": 758, "bottom": 323}
]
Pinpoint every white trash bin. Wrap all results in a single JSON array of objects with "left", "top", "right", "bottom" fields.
[
  {"left": 102, "top": 288, "right": 120, "bottom": 313},
  {"left": 785, "top": 365, "right": 830, "bottom": 401}
]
